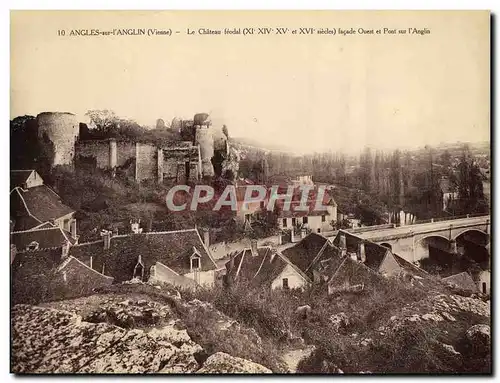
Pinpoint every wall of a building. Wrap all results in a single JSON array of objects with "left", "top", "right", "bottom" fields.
[
  {"left": 477, "top": 270, "right": 490, "bottom": 294},
  {"left": 26, "top": 172, "right": 44, "bottom": 188},
  {"left": 271, "top": 264, "right": 307, "bottom": 290},
  {"left": 184, "top": 269, "right": 216, "bottom": 287},
  {"left": 279, "top": 215, "right": 333, "bottom": 233},
  {"left": 150, "top": 262, "right": 198, "bottom": 289},
  {"left": 53, "top": 212, "right": 75, "bottom": 232}
]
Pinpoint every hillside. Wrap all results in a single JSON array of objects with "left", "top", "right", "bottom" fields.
[{"left": 11, "top": 274, "right": 491, "bottom": 374}]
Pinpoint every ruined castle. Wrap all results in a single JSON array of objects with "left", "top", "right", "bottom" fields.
[{"left": 34, "top": 111, "right": 236, "bottom": 183}]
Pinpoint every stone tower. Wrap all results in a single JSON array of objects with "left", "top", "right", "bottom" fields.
[
  {"left": 194, "top": 113, "right": 215, "bottom": 178},
  {"left": 36, "top": 112, "right": 79, "bottom": 167}
]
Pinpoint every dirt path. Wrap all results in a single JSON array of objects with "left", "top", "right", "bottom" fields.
[{"left": 282, "top": 346, "right": 315, "bottom": 373}]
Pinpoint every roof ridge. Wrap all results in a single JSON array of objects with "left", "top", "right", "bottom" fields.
[
  {"left": 11, "top": 226, "right": 63, "bottom": 234},
  {"left": 72, "top": 239, "right": 104, "bottom": 247},
  {"left": 12, "top": 187, "right": 43, "bottom": 225}
]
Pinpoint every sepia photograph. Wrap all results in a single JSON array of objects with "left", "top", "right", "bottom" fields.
[{"left": 9, "top": 10, "right": 491, "bottom": 374}]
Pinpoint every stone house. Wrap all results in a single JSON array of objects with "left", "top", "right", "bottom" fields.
[
  {"left": 70, "top": 228, "right": 221, "bottom": 288},
  {"left": 277, "top": 196, "right": 337, "bottom": 235},
  {"left": 10, "top": 170, "right": 77, "bottom": 235},
  {"left": 225, "top": 242, "right": 311, "bottom": 290}
]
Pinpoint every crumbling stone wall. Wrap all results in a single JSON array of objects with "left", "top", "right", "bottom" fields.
[
  {"left": 116, "top": 142, "right": 136, "bottom": 167},
  {"left": 75, "top": 140, "right": 111, "bottom": 169},
  {"left": 36, "top": 112, "right": 79, "bottom": 167},
  {"left": 135, "top": 143, "right": 158, "bottom": 183},
  {"left": 195, "top": 127, "right": 215, "bottom": 177}
]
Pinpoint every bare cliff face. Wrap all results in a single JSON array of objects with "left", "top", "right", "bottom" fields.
[{"left": 11, "top": 294, "right": 272, "bottom": 374}]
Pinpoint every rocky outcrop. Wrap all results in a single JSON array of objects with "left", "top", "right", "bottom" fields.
[
  {"left": 388, "top": 294, "right": 490, "bottom": 330},
  {"left": 12, "top": 297, "right": 272, "bottom": 374},
  {"left": 466, "top": 324, "right": 490, "bottom": 355},
  {"left": 197, "top": 352, "right": 272, "bottom": 374},
  {"left": 12, "top": 304, "right": 201, "bottom": 373}
]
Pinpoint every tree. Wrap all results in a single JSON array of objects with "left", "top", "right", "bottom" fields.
[
  {"left": 85, "top": 109, "right": 118, "bottom": 135},
  {"left": 456, "top": 146, "right": 488, "bottom": 214}
]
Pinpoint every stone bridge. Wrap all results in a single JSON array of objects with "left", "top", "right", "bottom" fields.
[{"left": 351, "top": 215, "right": 491, "bottom": 263}]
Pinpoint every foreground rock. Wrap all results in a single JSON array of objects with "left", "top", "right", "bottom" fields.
[
  {"left": 12, "top": 301, "right": 270, "bottom": 374},
  {"left": 197, "top": 352, "right": 272, "bottom": 374},
  {"left": 466, "top": 324, "right": 490, "bottom": 355}
]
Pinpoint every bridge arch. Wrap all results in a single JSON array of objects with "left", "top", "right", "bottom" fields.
[
  {"left": 414, "top": 235, "right": 452, "bottom": 262},
  {"left": 453, "top": 228, "right": 489, "bottom": 246},
  {"left": 454, "top": 229, "right": 490, "bottom": 267}
]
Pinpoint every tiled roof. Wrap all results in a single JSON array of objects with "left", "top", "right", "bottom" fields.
[
  {"left": 13, "top": 185, "right": 74, "bottom": 222},
  {"left": 442, "top": 272, "right": 478, "bottom": 292},
  {"left": 282, "top": 233, "right": 329, "bottom": 273},
  {"left": 393, "top": 254, "right": 429, "bottom": 278},
  {"left": 10, "top": 170, "right": 34, "bottom": 189},
  {"left": 70, "top": 229, "right": 218, "bottom": 282},
  {"left": 312, "top": 243, "right": 346, "bottom": 276},
  {"left": 11, "top": 227, "right": 74, "bottom": 251},
  {"left": 328, "top": 256, "right": 385, "bottom": 289},
  {"left": 226, "top": 247, "right": 273, "bottom": 281},
  {"left": 225, "top": 247, "right": 311, "bottom": 287},
  {"left": 364, "top": 242, "right": 389, "bottom": 271},
  {"left": 252, "top": 252, "right": 290, "bottom": 286},
  {"left": 331, "top": 231, "right": 390, "bottom": 272}
]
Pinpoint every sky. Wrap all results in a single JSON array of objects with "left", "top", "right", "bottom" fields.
[{"left": 10, "top": 10, "right": 490, "bottom": 154}]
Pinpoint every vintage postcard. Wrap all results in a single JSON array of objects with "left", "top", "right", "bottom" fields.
[{"left": 10, "top": 10, "right": 491, "bottom": 374}]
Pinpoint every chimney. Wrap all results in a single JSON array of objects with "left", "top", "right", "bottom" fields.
[
  {"left": 70, "top": 220, "right": 77, "bottom": 239},
  {"left": 203, "top": 228, "right": 210, "bottom": 249},
  {"left": 357, "top": 241, "right": 366, "bottom": 263},
  {"left": 250, "top": 239, "right": 258, "bottom": 257},
  {"left": 101, "top": 230, "right": 111, "bottom": 250},
  {"left": 339, "top": 232, "right": 347, "bottom": 257}
]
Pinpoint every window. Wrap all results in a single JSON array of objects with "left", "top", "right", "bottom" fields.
[
  {"left": 191, "top": 256, "right": 201, "bottom": 270},
  {"left": 282, "top": 218, "right": 287, "bottom": 228},
  {"left": 321, "top": 215, "right": 326, "bottom": 222},
  {"left": 303, "top": 216, "right": 308, "bottom": 224},
  {"left": 482, "top": 282, "right": 487, "bottom": 294},
  {"left": 27, "top": 241, "right": 39, "bottom": 251},
  {"left": 292, "top": 218, "right": 297, "bottom": 226},
  {"left": 282, "top": 278, "right": 289, "bottom": 289},
  {"left": 317, "top": 228, "right": 321, "bottom": 233}
]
